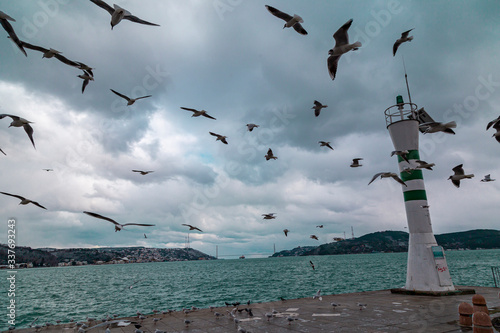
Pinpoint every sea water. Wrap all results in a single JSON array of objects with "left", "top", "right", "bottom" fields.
[{"left": 0, "top": 249, "right": 498, "bottom": 330}]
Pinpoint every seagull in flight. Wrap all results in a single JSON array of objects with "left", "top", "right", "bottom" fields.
[
  {"left": 391, "top": 150, "right": 409, "bottom": 163},
  {"left": 0, "top": 114, "right": 36, "bottom": 149},
  {"left": 90, "top": 0, "right": 160, "bottom": 29},
  {"left": 110, "top": 89, "right": 152, "bottom": 106},
  {"left": 310, "top": 235, "right": 319, "bottom": 240},
  {"left": 262, "top": 213, "right": 276, "bottom": 220},
  {"left": 419, "top": 121, "right": 456, "bottom": 134},
  {"left": 0, "top": 192, "right": 47, "bottom": 209},
  {"left": 0, "top": 11, "right": 27, "bottom": 56},
  {"left": 350, "top": 158, "right": 363, "bottom": 168},
  {"left": 265, "top": 5, "right": 307, "bottom": 35},
  {"left": 481, "top": 174, "right": 495, "bottom": 182},
  {"left": 487, "top": 119, "right": 500, "bottom": 143},
  {"left": 448, "top": 164, "right": 474, "bottom": 188},
  {"left": 393, "top": 29, "right": 414, "bottom": 56},
  {"left": 328, "top": 19, "right": 361, "bottom": 80},
  {"left": 368, "top": 172, "right": 407, "bottom": 187},
  {"left": 180, "top": 107, "right": 216, "bottom": 120},
  {"left": 246, "top": 124, "right": 259, "bottom": 132},
  {"left": 0, "top": 148, "right": 6, "bottom": 156},
  {"left": 132, "top": 170, "right": 154, "bottom": 175},
  {"left": 312, "top": 100, "right": 328, "bottom": 117},
  {"left": 182, "top": 224, "right": 203, "bottom": 232},
  {"left": 265, "top": 148, "right": 277, "bottom": 160},
  {"left": 414, "top": 160, "right": 435, "bottom": 170},
  {"left": 209, "top": 132, "right": 228, "bottom": 144},
  {"left": 319, "top": 141, "right": 334, "bottom": 150},
  {"left": 78, "top": 70, "right": 94, "bottom": 94},
  {"left": 283, "top": 229, "right": 289, "bottom": 236},
  {"left": 83, "top": 211, "right": 155, "bottom": 232},
  {"left": 309, "top": 261, "right": 315, "bottom": 270},
  {"left": 316, "top": 225, "right": 324, "bottom": 228},
  {"left": 42, "top": 169, "right": 53, "bottom": 172},
  {"left": 486, "top": 115, "right": 500, "bottom": 130}
]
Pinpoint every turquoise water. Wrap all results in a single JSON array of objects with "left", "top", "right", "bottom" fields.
[{"left": 1, "top": 249, "right": 498, "bottom": 330}]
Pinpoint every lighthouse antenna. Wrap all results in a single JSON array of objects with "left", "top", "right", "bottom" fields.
[{"left": 402, "top": 56, "right": 413, "bottom": 111}]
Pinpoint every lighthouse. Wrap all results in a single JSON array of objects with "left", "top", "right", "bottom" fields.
[{"left": 385, "top": 96, "right": 455, "bottom": 293}]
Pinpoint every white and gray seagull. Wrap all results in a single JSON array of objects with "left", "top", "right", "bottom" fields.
[
  {"left": 486, "top": 115, "right": 500, "bottom": 130},
  {"left": 262, "top": 213, "right": 276, "bottom": 220},
  {"left": 132, "top": 170, "right": 154, "bottom": 175},
  {"left": 180, "top": 107, "right": 216, "bottom": 120},
  {"left": 110, "top": 89, "right": 152, "bottom": 106},
  {"left": 265, "top": 5, "right": 307, "bottom": 35},
  {"left": 265, "top": 148, "right": 277, "bottom": 160},
  {"left": 0, "top": 11, "right": 27, "bottom": 56},
  {"left": 368, "top": 172, "right": 407, "bottom": 187},
  {"left": 83, "top": 211, "right": 155, "bottom": 232},
  {"left": 419, "top": 121, "right": 456, "bottom": 134},
  {"left": 488, "top": 119, "right": 500, "bottom": 143},
  {"left": 246, "top": 123, "right": 259, "bottom": 132},
  {"left": 481, "top": 174, "right": 495, "bottom": 182},
  {"left": 0, "top": 192, "right": 47, "bottom": 209},
  {"left": 393, "top": 28, "right": 414, "bottom": 56},
  {"left": 319, "top": 141, "right": 334, "bottom": 150},
  {"left": 327, "top": 19, "right": 362, "bottom": 80},
  {"left": 90, "top": 0, "right": 160, "bottom": 29},
  {"left": 448, "top": 164, "right": 474, "bottom": 188},
  {"left": 0, "top": 114, "right": 36, "bottom": 149},
  {"left": 78, "top": 70, "right": 94, "bottom": 94},
  {"left": 209, "top": 132, "right": 228, "bottom": 144},
  {"left": 391, "top": 150, "right": 409, "bottom": 163},
  {"left": 312, "top": 100, "right": 328, "bottom": 117},
  {"left": 414, "top": 160, "right": 435, "bottom": 170},
  {"left": 350, "top": 158, "right": 363, "bottom": 168}
]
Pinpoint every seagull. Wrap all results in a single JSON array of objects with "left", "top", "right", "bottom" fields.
[
  {"left": 313, "top": 290, "right": 322, "bottom": 300},
  {"left": 357, "top": 303, "right": 367, "bottom": 310},
  {"left": 316, "top": 225, "right": 323, "bottom": 228},
  {"left": 0, "top": 114, "right": 36, "bottom": 149},
  {"left": 310, "top": 235, "right": 319, "bottom": 240},
  {"left": 265, "top": 5, "right": 307, "bottom": 35},
  {"left": 309, "top": 260, "right": 315, "bottom": 270},
  {"left": 489, "top": 121, "right": 500, "bottom": 143},
  {"left": 144, "top": 233, "right": 147, "bottom": 238},
  {"left": 419, "top": 121, "right": 456, "bottom": 134},
  {"left": 414, "top": 160, "right": 435, "bottom": 170},
  {"left": 0, "top": 192, "right": 47, "bottom": 209},
  {"left": 262, "top": 213, "right": 276, "bottom": 220},
  {"left": 0, "top": 148, "right": 6, "bottom": 156},
  {"left": 393, "top": 29, "right": 414, "bottom": 56},
  {"left": 283, "top": 229, "right": 289, "bottom": 236},
  {"left": 132, "top": 170, "right": 154, "bottom": 175},
  {"left": 331, "top": 302, "right": 340, "bottom": 309},
  {"left": 391, "top": 150, "right": 409, "bottom": 163},
  {"left": 78, "top": 71, "right": 94, "bottom": 94},
  {"left": 481, "top": 174, "right": 495, "bottom": 182},
  {"left": 180, "top": 107, "right": 216, "bottom": 120},
  {"left": 368, "top": 172, "right": 407, "bottom": 187},
  {"left": 312, "top": 100, "right": 328, "bottom": 117},
  {"left": 182, "top": 224, "right": 203, "bottom": 232},
  {"left": 83, "top": 211, "right": 155, "bottom": 232},
  {"left": 327, "top": 19, "right": 361, "bottom": 80},
  {"left": 486, "top": 116, "right": 500, "bottom": 130},
  {"left": 0, "top": 11, "right": 27, "bottom": 56},
  {"left": 42, "top": 169, "right": 53, "bottom": 172},
  {"left": 209, "top": 132, "right": 228, "bottom": 144},
  {"left": 448, "top": 164, "right": 474, "bottom": 188},
  {"left": 90, "top": 0, "right": 160, "bottom": 29},
  {"left": 265, "top": 148, "right": 277, "bottom": 160},
  {"left": 16, "top": 40, "right": 63, "bottom": 59},
  {"left": 110, "top": 89, "right": 152, "bottom": 106},
  {"left": 246, "top": 123, "right": 259, "bottom": 132},
  {"left": 350, "top": 158, "right": 363, "bottom": 168},
  {"left": 319, "top": 141, "right": 334, "bottom": 150}
]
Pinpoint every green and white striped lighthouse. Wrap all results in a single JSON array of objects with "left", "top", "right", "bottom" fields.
[{"left": 385, "top": 97, "right": 455, "bottom": 292}]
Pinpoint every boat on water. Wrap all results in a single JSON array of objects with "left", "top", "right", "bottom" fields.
[{"left": 239, "top": 255, "right": 245, "bottom": 259}]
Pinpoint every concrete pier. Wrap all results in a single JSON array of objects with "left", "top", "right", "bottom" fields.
[{"left": 6, "top": 286, "right": 499, "bottom": 333}]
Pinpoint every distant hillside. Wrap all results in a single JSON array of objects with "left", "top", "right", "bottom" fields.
[
  {"left": 271, "top": 229, "right": 500, "bottom": 257},
  {"left": 0, "top": 245, "right": 215, "bottom": 267}
]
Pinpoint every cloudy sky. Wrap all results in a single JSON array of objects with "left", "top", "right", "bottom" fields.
[{"left": 0, "top": 0, "right": 499, "bottom": 258}]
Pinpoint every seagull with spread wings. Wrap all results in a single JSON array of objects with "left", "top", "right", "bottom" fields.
[
  {"left": 0, "top": 114, "right": 36, "bottom": 149},
  {"left": 83, "top": 211, "right": 155, "bottom": 232},
  {"left": 393, "top": 29, "right": 414, "bottom": 56},
  {"left": 209, "top": 132, "right": 228, "bottom": 144},
  {"left": 90, "top": 0, "right": 160, "bottom": 29},
  {"left": 265, "top": 5, "right": 307, "bottom": 35},
  {"left": 180, "top": 107, "right": 216, "bottom": 120},
  {"left": 319, "top": 141, "right": 334, "bottom": 150},
  {"left": 182, "top": 224, "right": 203, "bottom": 232},
  {"left": 0, "top": 192, "right": 47, "bottom": 209},
  {"left": 262, "top": 213, "right": 276, "bottom": 220},
  {"left": 327, "top": 19, "right": 361, "bottom": 80},
  {"left": 110, "top": 89, "right": 152, "bottom": 106},
  {"left": 448, "top": 164, "right": 474, "bottom": 188},
  {"left": 78, "top": 70, "right": 94, "bottom": 94},
  {"left": 350, "top": 158, "right": 363, "bottom": 168},
  {"left": 311, "top": 100, "right": 328, "bottom": 117},
  {"left": 368, "top": 172, "right": 407, "bottom": 187},
  {"left": 265, "top": 148, "right": 277, "bottom": 160},
  {"left": 132, "top": 170, "right": 154, "bottom": 175},
  {"left": 419, "top": 121, "right": 456, "bottom": 134}
]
